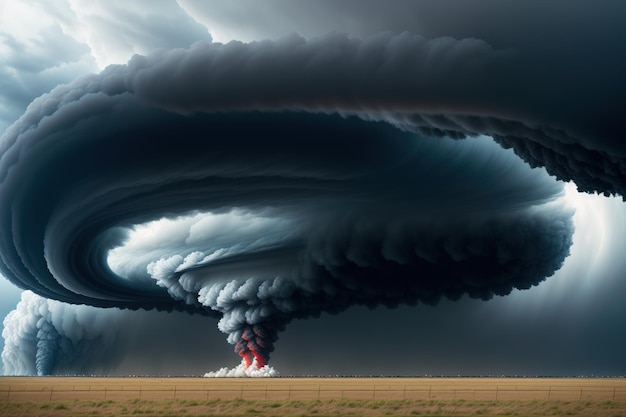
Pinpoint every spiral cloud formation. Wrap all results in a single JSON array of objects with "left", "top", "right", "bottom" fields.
[{"left": 5, "top": 31, "right": 623, "bottom": 373}]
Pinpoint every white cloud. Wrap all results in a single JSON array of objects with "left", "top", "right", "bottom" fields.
[
  {"left": 108, "top": 210, "right": 298, "bottom": 281},
  {"left": 62, "top": 0, "right": 211, "bottom": 69},
  {"left": 0, "top": 0, "right": 212, "bottom": 134}
]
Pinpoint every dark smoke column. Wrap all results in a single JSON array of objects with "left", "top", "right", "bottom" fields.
[{"left": 235, "top": 324, "right": 278, "bottom": 369}]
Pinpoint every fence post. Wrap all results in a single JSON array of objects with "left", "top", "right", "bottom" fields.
[
  {"left": 373, "top": 386, "right": 376, "bottom": 399},
  {"left": 495, "top": 386, "right": 498, "bottom": 401},
  {"left": 403, "top": 385, "right": 406, "bottom": 399},
  {"left": 6, "top": 385, "right": 10, "bottom": 401},
  {"left": 49, "top": 387, "right": 53, "bottom": 402},
  {"left": 428, "top": 386, "right": 431, "bottom": 399},
  {"left": 317, "top": 385, "right": 320, "bottom": 401},
  {"left": 104, "top": 388, "right": 107, "bottom": 399},
  {"left": 174, "top": 386, "right": 177, "bottom": 400},
  {"left": 613, "top": 387, "right": 616, "bottom": 401},
  {"left": 579, "top": 387, "right": 582, "bottom": 400},
  {"left": 548, "top": 386, "right": 551, "bottom": 400}
]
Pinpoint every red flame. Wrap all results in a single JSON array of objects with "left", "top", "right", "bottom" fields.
[
  {"left": 239, "top": 348, "right": 266, "bottom": 369},
  {"left": 241, "top": 351, "right": 253, "bottom": 369},
  {"left": 251, "top": 349, "right": 266, "bottom": 368},
  {"left": 236, "top": 324, "right": 272, "bottom": 369}
]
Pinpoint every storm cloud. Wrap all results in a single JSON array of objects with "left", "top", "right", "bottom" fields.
[
  {"left": 3, "top": 30, "right": 620, "bottom": 372},
  {"left": 88, "top": 33, "right": 626, "bottom": 195}
]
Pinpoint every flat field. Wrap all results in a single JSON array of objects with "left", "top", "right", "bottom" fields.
[{"left": 1, "top": 377, "right": 625, "bottom": 416}]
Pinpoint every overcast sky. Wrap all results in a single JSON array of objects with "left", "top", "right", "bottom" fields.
[{"left": 1, "top": 0, "right": 625, "bottom": 377}]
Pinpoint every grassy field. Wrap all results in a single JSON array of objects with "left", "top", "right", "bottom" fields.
[{"left": 0, "top": 377, "right": 625, "bottom": 416}]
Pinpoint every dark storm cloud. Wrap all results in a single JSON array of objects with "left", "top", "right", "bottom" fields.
[
  {"left": 384, "top": 112, "right": 626, "bottom": 197},
  {"left": 179, "top": 2, "right": 626, "bottom": 193},
  {"left": 115, "top": 33, "right": 626, "bottom": 196},
  {"left": 0, "top": 32, "right": 593, "bottom": 371}
]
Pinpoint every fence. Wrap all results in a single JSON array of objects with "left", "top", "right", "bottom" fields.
[{"left": 1, "top": 382, "right": 626, "bottom": 402}]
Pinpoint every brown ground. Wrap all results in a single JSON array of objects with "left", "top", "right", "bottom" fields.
[{"left": 1, "top": 377, "right": 625, "bottom": 416}]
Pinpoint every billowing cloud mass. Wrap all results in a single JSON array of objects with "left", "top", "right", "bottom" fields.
[
  {"left": 2, "top": 291, "right": 127, "bottom": 375},
  {"left": 3, "top": 26, "right": 624, "bottom": 374}
]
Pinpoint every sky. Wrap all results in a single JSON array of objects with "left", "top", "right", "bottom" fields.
[{"left": 0, "top": 0, "right": 625, "bottom": 377}]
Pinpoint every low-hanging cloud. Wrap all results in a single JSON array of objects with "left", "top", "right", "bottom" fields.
[
  {"left": 2, "top": 291, "right": 127, "bottom": 375},
  {"left": 0, "top": 32, "right": 605, "bottom": 373}
]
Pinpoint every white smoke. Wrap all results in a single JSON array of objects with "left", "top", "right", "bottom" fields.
[
  {"left": 2, "top": 291, "right": 127, "bottom": 375},
  {"left": 204, "top": 359, "right": 279, "bottom": 378}
]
